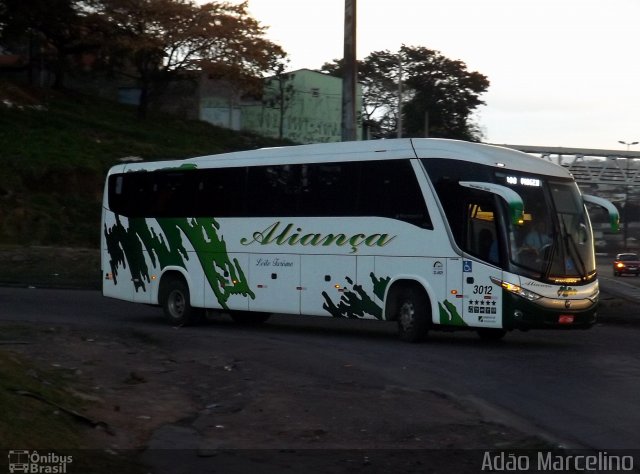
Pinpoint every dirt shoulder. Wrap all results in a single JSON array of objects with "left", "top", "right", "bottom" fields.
[{"left": 1, "top": 319, "right": 556, "bottom": 473}]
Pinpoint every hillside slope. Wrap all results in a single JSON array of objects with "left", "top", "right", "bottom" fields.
[{"left": 0, "top": 81, "right": 288, "bottom": 246}]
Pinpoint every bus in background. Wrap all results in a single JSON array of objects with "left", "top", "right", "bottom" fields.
[{"left": 101, "top": 139, "right": 619, "bottom": 342}]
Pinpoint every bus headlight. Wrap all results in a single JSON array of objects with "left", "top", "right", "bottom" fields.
[{"left": 490, "top": 277, "right": 542, "bottom": 302}]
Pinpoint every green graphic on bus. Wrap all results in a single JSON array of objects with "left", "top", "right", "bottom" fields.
[
  {"left": 321, "top": 273, "right": 390, "bottom": 319},
  {"left": 439, "top": 300, "right": 467, "bottom": 326},
  {"left": 104, "top": 216, "right": 254, "bottom": 309}
]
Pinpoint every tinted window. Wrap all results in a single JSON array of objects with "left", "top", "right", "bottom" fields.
[
  {"left": 107, "top": 159, "right": 431, "bottom": 227},
  {"left": 464, "top": 198, "right": 500, "bottom": 265},
  {"left": 108, "top": 170, "right": 196, "bottom": 218},
  {"left": 422, "top": 159, "right": 495, "bottom": 243},
  {"left": 299, "top": 162, "right": 359, "bottom": 217},
  {"left": 151, "top": 171, "right": 196, "bottom": 217},
  {"left": 195, "top": 168, "right": 247, "bottom": 217},
  {"left": 361, "top": 160, "right": 432, "bottom": 228},
  {"left": 246, "top": 164, "right": 300, "bottom": 217}
]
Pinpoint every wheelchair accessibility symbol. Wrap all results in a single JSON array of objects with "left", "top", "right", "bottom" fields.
[{"left": 463, "top": 260, "right": 473, "bottom": 272}]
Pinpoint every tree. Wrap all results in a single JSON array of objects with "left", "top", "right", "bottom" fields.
[
  {"left": 321, "top": 54, "right": 396, "bottom": 138},
  {"left": 263, "top": 63, "right": 295, "bottom": 139},
  {"left": 322, "top": 45, "right": 489, "bottom": 140},
  {"left": 95, "top": 0, "right": 287, "bottom": 118},
  {"left": 400, "top": 46, "right": 489, "bottom": 140},
  {"left": 0, "top": 0, "right": 102, "bottom": 87}
]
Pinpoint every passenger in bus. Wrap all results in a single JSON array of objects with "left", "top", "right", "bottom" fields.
[{"left": 478, "top": 229, "right": 499, "bottom": 264}]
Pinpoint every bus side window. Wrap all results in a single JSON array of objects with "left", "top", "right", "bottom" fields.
[
  {"left": 360, "top": 160, "right": 432, "bottom": 228},
  {"left": 299, "top": 162, "right": 359, "bottom": 217},
  {"left": 151, "top": 171, "right": 195, "bottom": 218},
  {"left": 108, "top": 174, "right": 125, "bottom": 215},
  {"left": 108, "top": 172, "right": 153, "bottom": 217},
  {"left": 196, "top": 167, "right": 247, "bottom": 217},
  {"left": 247, "top": 165, "right": 301, "bottom": 217}
]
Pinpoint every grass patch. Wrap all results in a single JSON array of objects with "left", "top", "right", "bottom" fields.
[
  {"left": 0, "top": 348, "right": 146, "bottom": 473},
  {"left": 0, "top": 81, "right": 290, "bottom": 247},
  {"left": 0, "top": 349, "right": 89, "bottom": 449}
]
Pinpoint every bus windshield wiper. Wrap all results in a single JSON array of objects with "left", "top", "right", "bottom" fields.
[{"left": 561, "top": 222, "right": 587, "bottom": 277}]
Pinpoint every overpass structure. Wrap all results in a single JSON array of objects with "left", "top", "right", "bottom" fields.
[
  {"left": 494, "top": 144, "right": 640, "bottom": 189},
  {"left": 493, "top": 145, "right": 640, "bottom": 251}
]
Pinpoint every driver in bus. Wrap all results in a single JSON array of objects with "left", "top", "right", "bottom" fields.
[{"left": 523, "top": 220, "right": 552, "bottom": 251}]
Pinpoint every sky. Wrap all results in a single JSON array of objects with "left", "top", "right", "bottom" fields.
[{"left": 223, "top": 0, "right": 640, "bottom": 151}]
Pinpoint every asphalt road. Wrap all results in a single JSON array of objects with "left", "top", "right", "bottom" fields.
[{"left": 1, "top": 283, "right": 639, "bottom": 452}]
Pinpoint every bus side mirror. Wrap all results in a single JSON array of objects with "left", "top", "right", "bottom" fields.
[
  {"left": 583, "top": 194, "right": 620, "bottom": 232},
  {"left": 459, "top": 181, "right": 525, "bottom": 226}
]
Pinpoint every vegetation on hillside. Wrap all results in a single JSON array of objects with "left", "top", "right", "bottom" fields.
[
  {"left": 0, "top": 0, "right": 287, "bottom": 118},
  {"left": 0, "top": 81, "right": 288, "bottom": 247}
]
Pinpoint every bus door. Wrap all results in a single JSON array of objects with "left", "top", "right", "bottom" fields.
[{"left": 460, "top": 200, "right": 504, "bottom": 329}]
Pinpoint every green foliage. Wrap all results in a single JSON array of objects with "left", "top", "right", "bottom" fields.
[
  {"left": 0, "top": 83, "right": 287, "bottom": 247},
  {"left": 1, "top": 0, "right": 288, "bottom": 116},
  {"left": 321, "top": 45, "right": 489, "bottom": 140},
  {"left": 263, "top": 64, "right": 296, "bottom": 139},
  {"left": 0, "top": 0, "right": 104, "bottom": 88},
  {"left": 401, "top": 46, "right": 489, "bottom": 141},
  {"left": 92, "top": 0, "right": 287, "bottom": 117}
]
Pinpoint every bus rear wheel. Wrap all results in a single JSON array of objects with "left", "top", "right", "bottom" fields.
[
  {"left": 159, "top": 277, "right": 202, "bottom": 326},
  {"left": 395, "top": 286, "right": 430, "bottom": 343}
]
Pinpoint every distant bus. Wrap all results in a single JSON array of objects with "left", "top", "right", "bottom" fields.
[{"left": 101, "top": 138, "right": 618, "bottom": 341}]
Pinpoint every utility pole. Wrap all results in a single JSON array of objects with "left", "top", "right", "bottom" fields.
[
  {"left": 397, "top": 56, "right": 402, "bottom": 138},
  {"left": 341, "top": 0, "right": 357, "bottom": 141}
]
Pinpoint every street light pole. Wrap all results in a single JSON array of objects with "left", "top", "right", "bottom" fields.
[
  {"left": 618, "top": 140, "right": 638, "bottom": 251},
  {"left": 618, "top": 140, "right": 638, "bottom": 151}
]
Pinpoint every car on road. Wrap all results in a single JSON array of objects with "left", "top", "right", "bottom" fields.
[{"left": 613, "top": 252, "right": 640, "bottom": 276}]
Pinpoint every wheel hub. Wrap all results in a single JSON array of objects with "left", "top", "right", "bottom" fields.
[
  {"left": 168, "top": 290, "right": 185, "bottom": 318},
  {"left": 399, "top": 301, "right": 415, "bottom": 330}
]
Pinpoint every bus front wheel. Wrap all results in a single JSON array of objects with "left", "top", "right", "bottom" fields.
[
  {"left": 395, "top": 286, "right": 430, "bottom": 343},
  {"left": 159, "top": 277, "right": 202, "bottom": 326}
]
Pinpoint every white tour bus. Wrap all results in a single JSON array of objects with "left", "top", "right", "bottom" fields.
[{"left": 101, "top": 138, "right": 619, "bottom": 341}]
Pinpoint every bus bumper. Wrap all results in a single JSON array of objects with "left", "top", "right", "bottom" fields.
[{"left": 502, "top": 292, "right": 598, "bottom": 330}]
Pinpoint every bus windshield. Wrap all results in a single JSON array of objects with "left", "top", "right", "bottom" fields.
[
  {"left": 504, "top": 178, "right": 595, "bottom": 280},
  {"left": 423, "top": 159, "right": 596, "bottom": 282}
]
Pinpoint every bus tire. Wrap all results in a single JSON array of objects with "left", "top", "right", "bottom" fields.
[
  {"left": 159, "top": 276, "right": 202, "bottom": 326},
  {"left": 477, "top": 328, "right": 507, "bottom": 341},
  {"left": 230, "top": 311, "right": 271, "bottom": 325},
  {"left": 395, "top": 285, "right": 430, "bottom": 343}
]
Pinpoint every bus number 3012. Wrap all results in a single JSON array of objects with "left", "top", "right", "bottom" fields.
[{"left": 473, "top": 285, "right": 492, "bottom": 295}]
